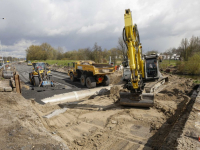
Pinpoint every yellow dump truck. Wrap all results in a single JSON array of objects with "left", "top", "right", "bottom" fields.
[{"left": 68, "top": 61, "right": 115, "bottom": 88}]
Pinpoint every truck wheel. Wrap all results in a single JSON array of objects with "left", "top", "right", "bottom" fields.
[
  {"left": 102, "top": 75, "right": 110, "bottom": 86},
  {"left": 80, "top": 75, "right": 86, "bottom": 86},
  {"left": 33, "top": 77, "right": 39, "bottom": 87},
  {"left": 86, "top": 77, "right": 96, "bottom": 88},
  {"left": 70, "top": 73, "right": 75, "bottom": 82}
]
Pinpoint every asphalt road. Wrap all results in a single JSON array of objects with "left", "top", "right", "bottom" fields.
[{"left": 15, "top": 63, "right": 87, "bottom": 104}]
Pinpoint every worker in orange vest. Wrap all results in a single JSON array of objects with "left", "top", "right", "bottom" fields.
[{"left": 115, "top": 65, "right": 118, "bottom": 70}]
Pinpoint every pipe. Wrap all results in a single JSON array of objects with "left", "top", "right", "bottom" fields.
[
  {"left": 2, "top": 70, "right": 14, "bottom": 79},
  {"left": 41, "top": 86, "right": 112, "bottom": 105}
]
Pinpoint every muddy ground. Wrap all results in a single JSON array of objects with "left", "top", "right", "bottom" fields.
[{"left": 0, "top": 67, "right": 199, "bottom": 149}]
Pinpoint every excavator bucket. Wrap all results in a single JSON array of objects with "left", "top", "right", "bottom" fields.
[{"left": 119, "top": 92, "right": 154, "bottom": 107}]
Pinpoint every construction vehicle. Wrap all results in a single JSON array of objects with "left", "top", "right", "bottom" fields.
[
  {"left": 29, "top": 62, "right": 54, "bottom": 87},
  {"left": 120, "top": 9, "right": 168, "bottom": 107},
  {"left": 68, "top": 60, "right": 115, "bottom": 88},
  {"left": 2, "top": 64, "right": 14, "bottom": 79},
  {"left": 27, "top": 60, "right": 32, "bottom": 66},
  {"left": 0, "top": 59, "right": 4, "bottom": 69}
]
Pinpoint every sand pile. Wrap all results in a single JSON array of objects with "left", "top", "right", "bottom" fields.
[{"left": 108, "top": 70, "right": 124, "bottom": 85}]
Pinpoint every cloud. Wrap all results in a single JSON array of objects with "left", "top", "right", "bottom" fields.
[
  {"left": 77, "top": 23, "right": 109, "bottom": 34},
  {"left": 1, "top": 39, "right": 39, "bottom": 58},
  {"left": 0, "top": 0, "right": 199, "bottom": 56}
]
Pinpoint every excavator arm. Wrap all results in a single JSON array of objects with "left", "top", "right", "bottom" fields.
[
  {"left": 123, "top": 9, "right": 144, "bottom": 91},
  {"left": 120, "top": 9, "right": 154, "bottom": 107}
]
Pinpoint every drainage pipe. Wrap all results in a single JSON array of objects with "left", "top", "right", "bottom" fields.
[{"left": 41, "top": 86, "right": 112, "bottom": 105}]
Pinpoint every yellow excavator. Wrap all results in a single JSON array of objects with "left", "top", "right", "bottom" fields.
[{"left": 120, "top": 9, "right": 168, "bottom": 107}]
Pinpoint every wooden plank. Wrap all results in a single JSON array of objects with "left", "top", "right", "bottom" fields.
[{"left": 15, "top": 74, "right": 21, "bottom": 94}]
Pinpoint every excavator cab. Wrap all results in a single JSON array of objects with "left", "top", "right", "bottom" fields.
[
  {"left": 146, "top": 59, "right": 157, "bottom": 77},
  {"left": 144, "top": 55, "right": 160, "bottom": 79},
  {"left": 34, "top": 62, "right": 46, "bottom": 71}
]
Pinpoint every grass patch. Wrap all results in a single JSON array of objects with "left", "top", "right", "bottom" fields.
[
  {"left": 193, "top": 80, "right": 200, "bottom": 84},
  {"left": 159, "top": 60, "right": 179, "bottom": 70}
]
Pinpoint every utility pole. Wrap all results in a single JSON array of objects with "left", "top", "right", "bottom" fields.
[
  {"left": 0, "top": 40, "right": 5, "bottom": 69},
  {"left": 1, "top": 18, "right": 5, "bottom": 68},
  {"left": 0, "top": 40, "right": 2, "bottom": 61}
]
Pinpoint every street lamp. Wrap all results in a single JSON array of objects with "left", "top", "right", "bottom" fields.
[{"left": 1, "top": 18, "right": 5, "bottom": 68}]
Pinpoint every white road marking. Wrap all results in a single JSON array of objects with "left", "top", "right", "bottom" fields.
[{"left": 73, "top": 91, "right": 79, "bottom": 100}]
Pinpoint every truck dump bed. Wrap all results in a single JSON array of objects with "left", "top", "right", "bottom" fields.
[
  {"left": 92, "top": 64, "right": 114, "bottom": 74},
  {"left": 76, "top": 62, "right": 115, "bottom": 75}
]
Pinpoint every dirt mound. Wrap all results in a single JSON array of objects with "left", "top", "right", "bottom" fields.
[
  {"left": 0, "top": 92, "right": 69, "bottom": 150},
  {"left": 108, "top": 70, "right": 124, "bottom": 85},
  {"left": 48, "top": 65, "right": 70, "bottom": 73},
  {"left": 110, "top": 85, "right": 121, "bottom": 102}
]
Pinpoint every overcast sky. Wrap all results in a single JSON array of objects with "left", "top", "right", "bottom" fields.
[{"left": 0, "top": 0, "right": 200, "bottom": 58}]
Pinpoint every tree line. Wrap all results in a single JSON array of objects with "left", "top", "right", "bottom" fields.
[
  {"left": 162, "top": 36, "right": 200, "bottom": 61},
  {"left": 26, "top": 38, "right": 127, "bottom": 64},
  {"left": 26, "top": 35, "right": 200, "bottom": 64},
  {"left": 160, "top": 35, "right": 200, "bottom": 74}
]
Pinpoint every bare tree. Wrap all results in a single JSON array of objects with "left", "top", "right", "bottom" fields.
[
  {"left": 93, "top": 43, "right": 102, "bottom": 63},
  {"left": 180, "top": 38, "right": 189, "bottom": 61},
  {"left": 117, "top": 37, "right": 127, "bottom": 60},
  {"left": 57, "top": 47, "right": 64, "bottom": 60}
]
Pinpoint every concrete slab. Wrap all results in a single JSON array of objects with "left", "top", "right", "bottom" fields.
[
  {"left": 4, "top": 87, "right": 12, "bottom": 92},
  {"left": 0, "top": 80, "right": 12, "bottom": 92}
]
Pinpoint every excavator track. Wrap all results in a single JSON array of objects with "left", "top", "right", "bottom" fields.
[{"left": 119, "top": 77, "right": 168, "bottom": 107}]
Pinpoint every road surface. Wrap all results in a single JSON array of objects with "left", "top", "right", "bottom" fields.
[{"left": 15, "top": 63, "right": 87, "bottom": 104}]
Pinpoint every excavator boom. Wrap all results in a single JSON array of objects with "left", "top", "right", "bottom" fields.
[{"left": 123, "top": 9, "right": 142, "bottom": 90}]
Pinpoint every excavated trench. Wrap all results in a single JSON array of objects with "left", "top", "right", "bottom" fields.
[{"left": 145, "top": 87, "right": 196, "bottom": 149}]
